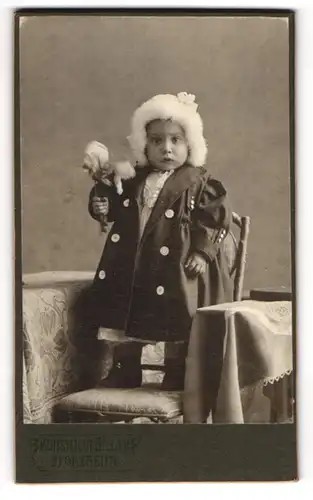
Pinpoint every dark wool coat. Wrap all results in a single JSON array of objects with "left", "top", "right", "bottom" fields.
[{"left": 87, "top": 164, "right": 234, "bottom": 342}]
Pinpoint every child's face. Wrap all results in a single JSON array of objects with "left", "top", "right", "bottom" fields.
[{"left": 146, "top": 120, "right": 189, "bottom": 171}]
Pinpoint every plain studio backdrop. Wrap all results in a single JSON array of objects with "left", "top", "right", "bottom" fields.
[{"left": 20, "top": 15, "right": 291, "bottom": 290}]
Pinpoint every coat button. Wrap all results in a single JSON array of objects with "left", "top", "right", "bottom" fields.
[
  {"left": 111, "top": 233, "right": 120, "bottom": 243},
  {"left": 156, "top": 286, "right": 165, "bottom": 295},
  {"left": 165, "top": 209, "right": 174, "bottom": 219},
  {"left": 123, "top": 199, "right": 130, "bottom": 207},
  {"left": 99, "top": 270, "right": 106, "bottom": 279},
  {"left": 160, "top": 246, "right": 169, "bottom": 256}
]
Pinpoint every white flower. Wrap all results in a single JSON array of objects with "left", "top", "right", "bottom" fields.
[
  {"left": 85, "top": 141, "right": 109, "bottom": 161},
  {"left": 82, "top": 142, "right": 137, "bottom": 194},
  {"left": 83, "top": 141, "right": 109, "bottom": 173}
]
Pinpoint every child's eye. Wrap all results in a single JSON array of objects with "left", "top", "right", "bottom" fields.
[
  {"left": 150, "top": 137, "right": 161, "bottom": 145},
  {"left": 172, "top": 136, "right": 180, "bottom": 144}
]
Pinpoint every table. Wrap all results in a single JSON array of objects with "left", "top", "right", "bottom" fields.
[
  {"left": 183, "top": 300, "right": 293, "bottom": 423},
  {"left": 250, "top": 287, "right": 292, "bottom": 302}
]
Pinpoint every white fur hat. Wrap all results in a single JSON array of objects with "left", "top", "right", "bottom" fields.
[{"left": 127, "top": 92, "right": 207, "bottom": 167}]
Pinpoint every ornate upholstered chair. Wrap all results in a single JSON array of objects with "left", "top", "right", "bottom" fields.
[
  {"left": 52, "top": 212, "right": 251, "bottom": 424},
  {"left": 22, "top": 272, "right": 95, "bottom": 424}
]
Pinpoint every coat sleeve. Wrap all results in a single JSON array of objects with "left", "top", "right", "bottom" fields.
[
  {"left": 191, "top": 175, "right": 232, "bottom": 262},
  {"left": 88, "top": 181, "right": 118, "bottom": 223}
]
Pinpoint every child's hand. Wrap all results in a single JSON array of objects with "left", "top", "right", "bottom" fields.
[
  {"left": 185, "top": 252, "right": 207, "bottom": 277},
  {"left": 92, "top": 196, "right": 109, "bottom": 216}
]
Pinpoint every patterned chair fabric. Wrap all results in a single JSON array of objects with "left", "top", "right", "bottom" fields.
[
  {"left": 22, "top": 272, "right": 183, "bottom": 423},
  {"left": 22, "top": 272, "right": 101, "bottom": 423}
]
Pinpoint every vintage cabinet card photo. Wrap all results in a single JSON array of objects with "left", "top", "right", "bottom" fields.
[{"left": 15, "top": 9, "right": 297, "bottom": 482}]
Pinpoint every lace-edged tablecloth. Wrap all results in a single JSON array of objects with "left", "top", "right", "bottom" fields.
[{"left": 184, "top": 300, "right": 293, "bottom": 423}]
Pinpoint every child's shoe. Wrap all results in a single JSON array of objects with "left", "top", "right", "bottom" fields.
[
  {"left": 97, "top": 343, "right": 142, "bottom": 389},
  {"left": 161, "top": 364, "right": 185, "bottom": 391}
]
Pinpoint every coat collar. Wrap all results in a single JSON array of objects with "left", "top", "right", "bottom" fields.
[{"left": 138, "top": 164, "right": 201, "bottom": 243}]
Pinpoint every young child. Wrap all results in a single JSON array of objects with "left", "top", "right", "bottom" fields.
[{"left": 87, "top": 92, "right": 234, "bottom": 390}]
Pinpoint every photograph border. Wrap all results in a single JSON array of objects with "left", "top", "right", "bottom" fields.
[{"left": 14, "top": 7, "right": 297, "bottom": 483}]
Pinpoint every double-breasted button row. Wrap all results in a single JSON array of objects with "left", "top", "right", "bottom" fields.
[{"left": 99, "top": 270, "right": 166, "bottom": 297}]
